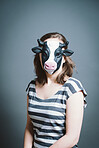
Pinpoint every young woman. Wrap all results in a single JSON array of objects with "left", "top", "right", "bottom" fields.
[{"left": 24, "top": 32, "right": 87, "bottom": 148}]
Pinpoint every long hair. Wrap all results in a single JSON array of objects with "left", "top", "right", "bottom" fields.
[{"left": 34, "top": 32, "right": 75, "bottom": 85}]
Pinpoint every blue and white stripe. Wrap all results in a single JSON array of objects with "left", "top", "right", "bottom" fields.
[{"left": 26, "top": 77, "right": 87, "bottom": 148}]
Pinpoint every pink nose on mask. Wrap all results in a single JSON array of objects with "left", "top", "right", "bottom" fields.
[{"left": 44, "top": 62, "right": 57, "bottom": 70}]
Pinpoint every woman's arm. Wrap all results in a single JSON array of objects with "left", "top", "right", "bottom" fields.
[
  {"left": 50, "top": 91, "right": 84, "bottom": 148},
  {"left": 24, "top": 95, "right": 34, "bottom": 148}
]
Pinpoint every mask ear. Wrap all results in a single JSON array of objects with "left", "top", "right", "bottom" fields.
[
  {"left": 31, "top": 46, "right": 42, "bottom": 53},
  {"left": 62, "top": 49, "right": 74, "bottom": 56}
]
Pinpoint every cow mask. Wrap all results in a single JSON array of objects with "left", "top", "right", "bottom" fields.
[{"left": 32, "top": 39, "right": 74, "bottom": 75}]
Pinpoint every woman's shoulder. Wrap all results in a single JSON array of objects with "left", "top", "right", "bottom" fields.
[
  {"left": 65, "top": 77, "right": 86, "bottom": 89},
  {"left": 64, "top": 77, "right": 87, "bottom": 98},
  {"left": 66, "top": 77, "right": 81, "bottom": 83},
  {"left": 26, "top": 79, "right": 36, "bottom": 92},
  {"left": 65, "top": 77, "right": 87, "bottom": 108}
]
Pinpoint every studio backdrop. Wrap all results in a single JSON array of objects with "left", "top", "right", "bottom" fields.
[{"left": 0, "top": 0, "right": 99, "bottom": 148}]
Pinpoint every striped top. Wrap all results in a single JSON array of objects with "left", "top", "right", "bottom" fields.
[{"left": 26, "top": 77, "right": 87, "bottom": 148}]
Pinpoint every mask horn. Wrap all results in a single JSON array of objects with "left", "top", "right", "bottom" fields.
[
  {"left": 59, "top": 41, "right": 69, "bottom": 48},
  {"left": 31, "top": 39, "right": 44, "bottom": 53},
  {"left": 37, "top": 39, "right": 44, "bottom": 46}
]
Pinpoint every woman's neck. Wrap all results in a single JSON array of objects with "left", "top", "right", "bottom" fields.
[
  {"left": 46, "top": 74, "right": 57, "bottom": 85},
  {"left": 46, "top": 72, "right": 69, "bottom": 85}
]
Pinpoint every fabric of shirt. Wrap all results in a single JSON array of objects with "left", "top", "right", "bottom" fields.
[{"left": 26, "top": 77, "right": 87, "bottom": 148}]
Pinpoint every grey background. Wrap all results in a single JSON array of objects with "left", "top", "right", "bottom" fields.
[{"left": 0, "top": 0, "right": 99, "bottom": 147}]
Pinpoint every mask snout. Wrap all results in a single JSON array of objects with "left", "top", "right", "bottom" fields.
[{"left": 44, "top": 61, "right": 57, "bottom": 75}]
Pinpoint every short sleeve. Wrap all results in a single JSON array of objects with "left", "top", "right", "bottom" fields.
[
  {"left": 26, "top": 80, "right": 35, "bottom": 97},
  {"left": 66, "top": 77, "right": 87, "bottom": 108}
]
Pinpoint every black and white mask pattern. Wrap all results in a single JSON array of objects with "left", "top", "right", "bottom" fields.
[{"left": 32, "top": 39, "right": 74, "bottom": 75}]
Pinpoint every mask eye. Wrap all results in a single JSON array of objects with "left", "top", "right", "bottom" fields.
[
  {"left": 56, "top": 53, "right": 60, "bottom": 56},
  {"left": 55, "top": 51, "right": 61, "bottom": 57},
  {"left": 55, "top": 47, "right": 62, "bottom": 57},
  {"left": 42, "top": 49, "right": 49, "bottom": 59}
]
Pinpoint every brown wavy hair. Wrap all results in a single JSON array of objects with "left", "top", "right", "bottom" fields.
[{"left": 34, "top": 32, "right": 75, "bottom": 85}]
